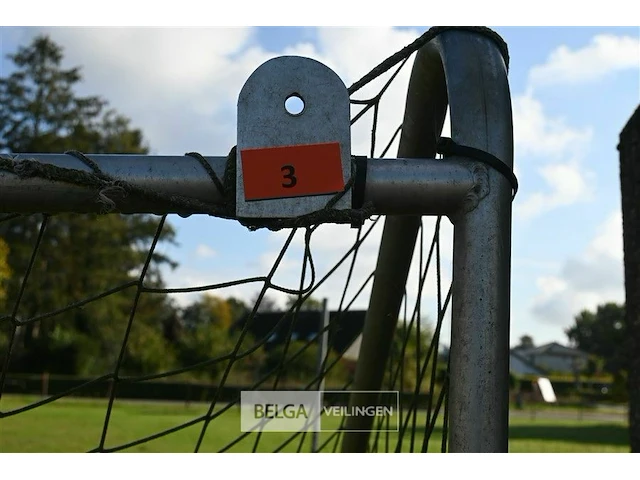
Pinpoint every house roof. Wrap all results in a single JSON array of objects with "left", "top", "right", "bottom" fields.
[
  {"left": 517, "top": 342, "right": 589, "bottom": 358},
  {"left": 510, "top": 350, "right": 546, "bottom": 376},
  {"left": 233, "top": 309, "right": 366, "bottom": 356}
]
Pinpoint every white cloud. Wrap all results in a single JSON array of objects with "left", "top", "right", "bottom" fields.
[
  {"left": 161, "top": 266, "right": 264, "bottom": 308},
  {"left": 511, "top": 92, "right": 594, "bottom": 219},
  {"left": 512, "top": 93, "right": 592, "bottom": 159},
  {"left": 195, "top": 244, "right": 216, "bottom": 258},
  {"left": 315, "top": 27, "right": 425, "bottom": 157},
  {"left": 588, "top": 211, "right": 624, "bottom": 260},
  {"left": 517, "top": 161, "right": 594, "bottom": 219},
  {"left": 30, "top": 27, "right": 426, "bottom": 160},
  {"left": 528, "top": 34, "right": 640, "bottom": 89},
  {"left": 511, "top": 32, "right": 638, "bottom": 219},
  {"left": 35, "top": 27, "right": 259, "bottom": 155},
  {"left": 531, "top": 210, "right": 624, "bottom": 326}
]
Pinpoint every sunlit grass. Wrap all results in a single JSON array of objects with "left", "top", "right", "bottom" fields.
[{"left": 0, "top": 395, "right": 629, "bottom": 453}]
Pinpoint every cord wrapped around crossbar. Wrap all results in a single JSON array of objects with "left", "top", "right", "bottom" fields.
[{"left": 0, "top": 147, "right": 376, "bottom": 231}]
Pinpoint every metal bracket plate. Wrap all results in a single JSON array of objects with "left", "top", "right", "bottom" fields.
[{"left": 236, "top": 56, "right": 351, "bottom": 219}]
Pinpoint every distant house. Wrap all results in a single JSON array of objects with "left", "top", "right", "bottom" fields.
[
  {"left": 510, "top": 349, "right": 546, "bottom": 376},
  {"left": 511, "top": 342, "right": 589, "bottom": 376},
  {"left": 237, "top": 313, "right": 589, "bottom": 379},
  {"left": 232, "top": 309, "right": 366, "bottom": 359}
]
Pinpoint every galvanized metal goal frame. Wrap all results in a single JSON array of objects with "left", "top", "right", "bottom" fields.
[{"left": 0, "top": 29, "right": 513, "bottom": 452}]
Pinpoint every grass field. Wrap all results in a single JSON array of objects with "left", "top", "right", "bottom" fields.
[{"left": 0, "top": 395, "right": 630, "bottom": 453}]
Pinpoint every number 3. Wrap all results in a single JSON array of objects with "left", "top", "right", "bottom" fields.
[{"left": 281, "top": 164, "right": 297, "bottom": 188}]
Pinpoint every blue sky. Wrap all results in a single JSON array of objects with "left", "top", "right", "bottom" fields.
[{"left": 1, "top": 26, "right": 639, "bottom": 348}]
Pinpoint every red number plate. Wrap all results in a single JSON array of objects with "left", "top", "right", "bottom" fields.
[{"left": 241, "top": 142, "right": 345, "bottom": 201}]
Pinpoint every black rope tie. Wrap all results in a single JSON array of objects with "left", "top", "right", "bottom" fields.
[
  {"left": 436, "top": 137, "right": 518, "bottom": 200},
  {"left": 185, "top": 151, "right": 225, "bottom": 197}
]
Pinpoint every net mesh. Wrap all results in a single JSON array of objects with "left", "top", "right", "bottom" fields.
[{"left": 0, "top": 28, "right": 454, "bottom": 453}]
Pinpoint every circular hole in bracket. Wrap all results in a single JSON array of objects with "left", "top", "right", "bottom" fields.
[{"left": 284, "top": 94, "right": 305, "bottom": 116}]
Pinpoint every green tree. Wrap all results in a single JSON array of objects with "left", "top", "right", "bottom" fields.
[
  {"left": 386, "top": 322, "right": 434, "bottom": 392},
  {"left": 227, "top": 297, "right": 250, "bottom": 324},
  {"left": 284, "top": 295, "right": 323, "bottom": 312},
  {"left": 182, "top": 294, "right": 234, "bottom": 330},
  {"left": 516, "top": 334, "right": 535, "bottom": 350},
  {"left": 0, "top": 35, "right": 178, "bottom": 376},
  {"left": 263, "top": 340, "right": 350, "bottom": 387},
  {"left": 566, "top": 302, "right": 627, "bottom": 376},
  {"left": 176, "top": 295, "right": 267, "bottom": 382},
  {"left": 0, "top": 36, "right": 144, "bottom": 154},
  {"left": 250, "top": 292, "right": 279, "bottom": 313}
]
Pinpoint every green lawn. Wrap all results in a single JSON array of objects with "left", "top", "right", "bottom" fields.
[{"left": 0, "top": 395, "right": 630, "bottom": 453}]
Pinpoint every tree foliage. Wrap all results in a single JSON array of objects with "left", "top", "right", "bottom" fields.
[
  {"left": 284, "top": 295, "right": 324, "bottom": 312},
  {"left": 182, "top": 294, "right": 235, "bottom": 331},
  {"left": 516, "top": 334, "right": 535, "bottom": 350},
  {"left": 173, "top": 294, "right": 266, "bottom": 382},
  {"left": 0, "top": 36, "right": 145, "bottom": 154},
  {"left": 566, "top": 302, "right": 627, "bottom": 376},
  {"left": 251, "top": 292, "right": 279, "bottom": 313},
  {"left": 0, "top": 35, "right": 177, "bottom": 376},
  {"left": 262, "top": 340, "right": 350, "bottom": 387},
  {"left": 386, "top": 322, "right": 434, "bottom": 392}
]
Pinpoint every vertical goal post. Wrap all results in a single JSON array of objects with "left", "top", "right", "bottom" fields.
[{"left": 0, "top": 27, "right": 514, "bottom": 453}]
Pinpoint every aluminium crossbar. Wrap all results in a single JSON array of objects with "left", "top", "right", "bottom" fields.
[{"left": 0, "top": 154, "right": 478, "bottom": 217}]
